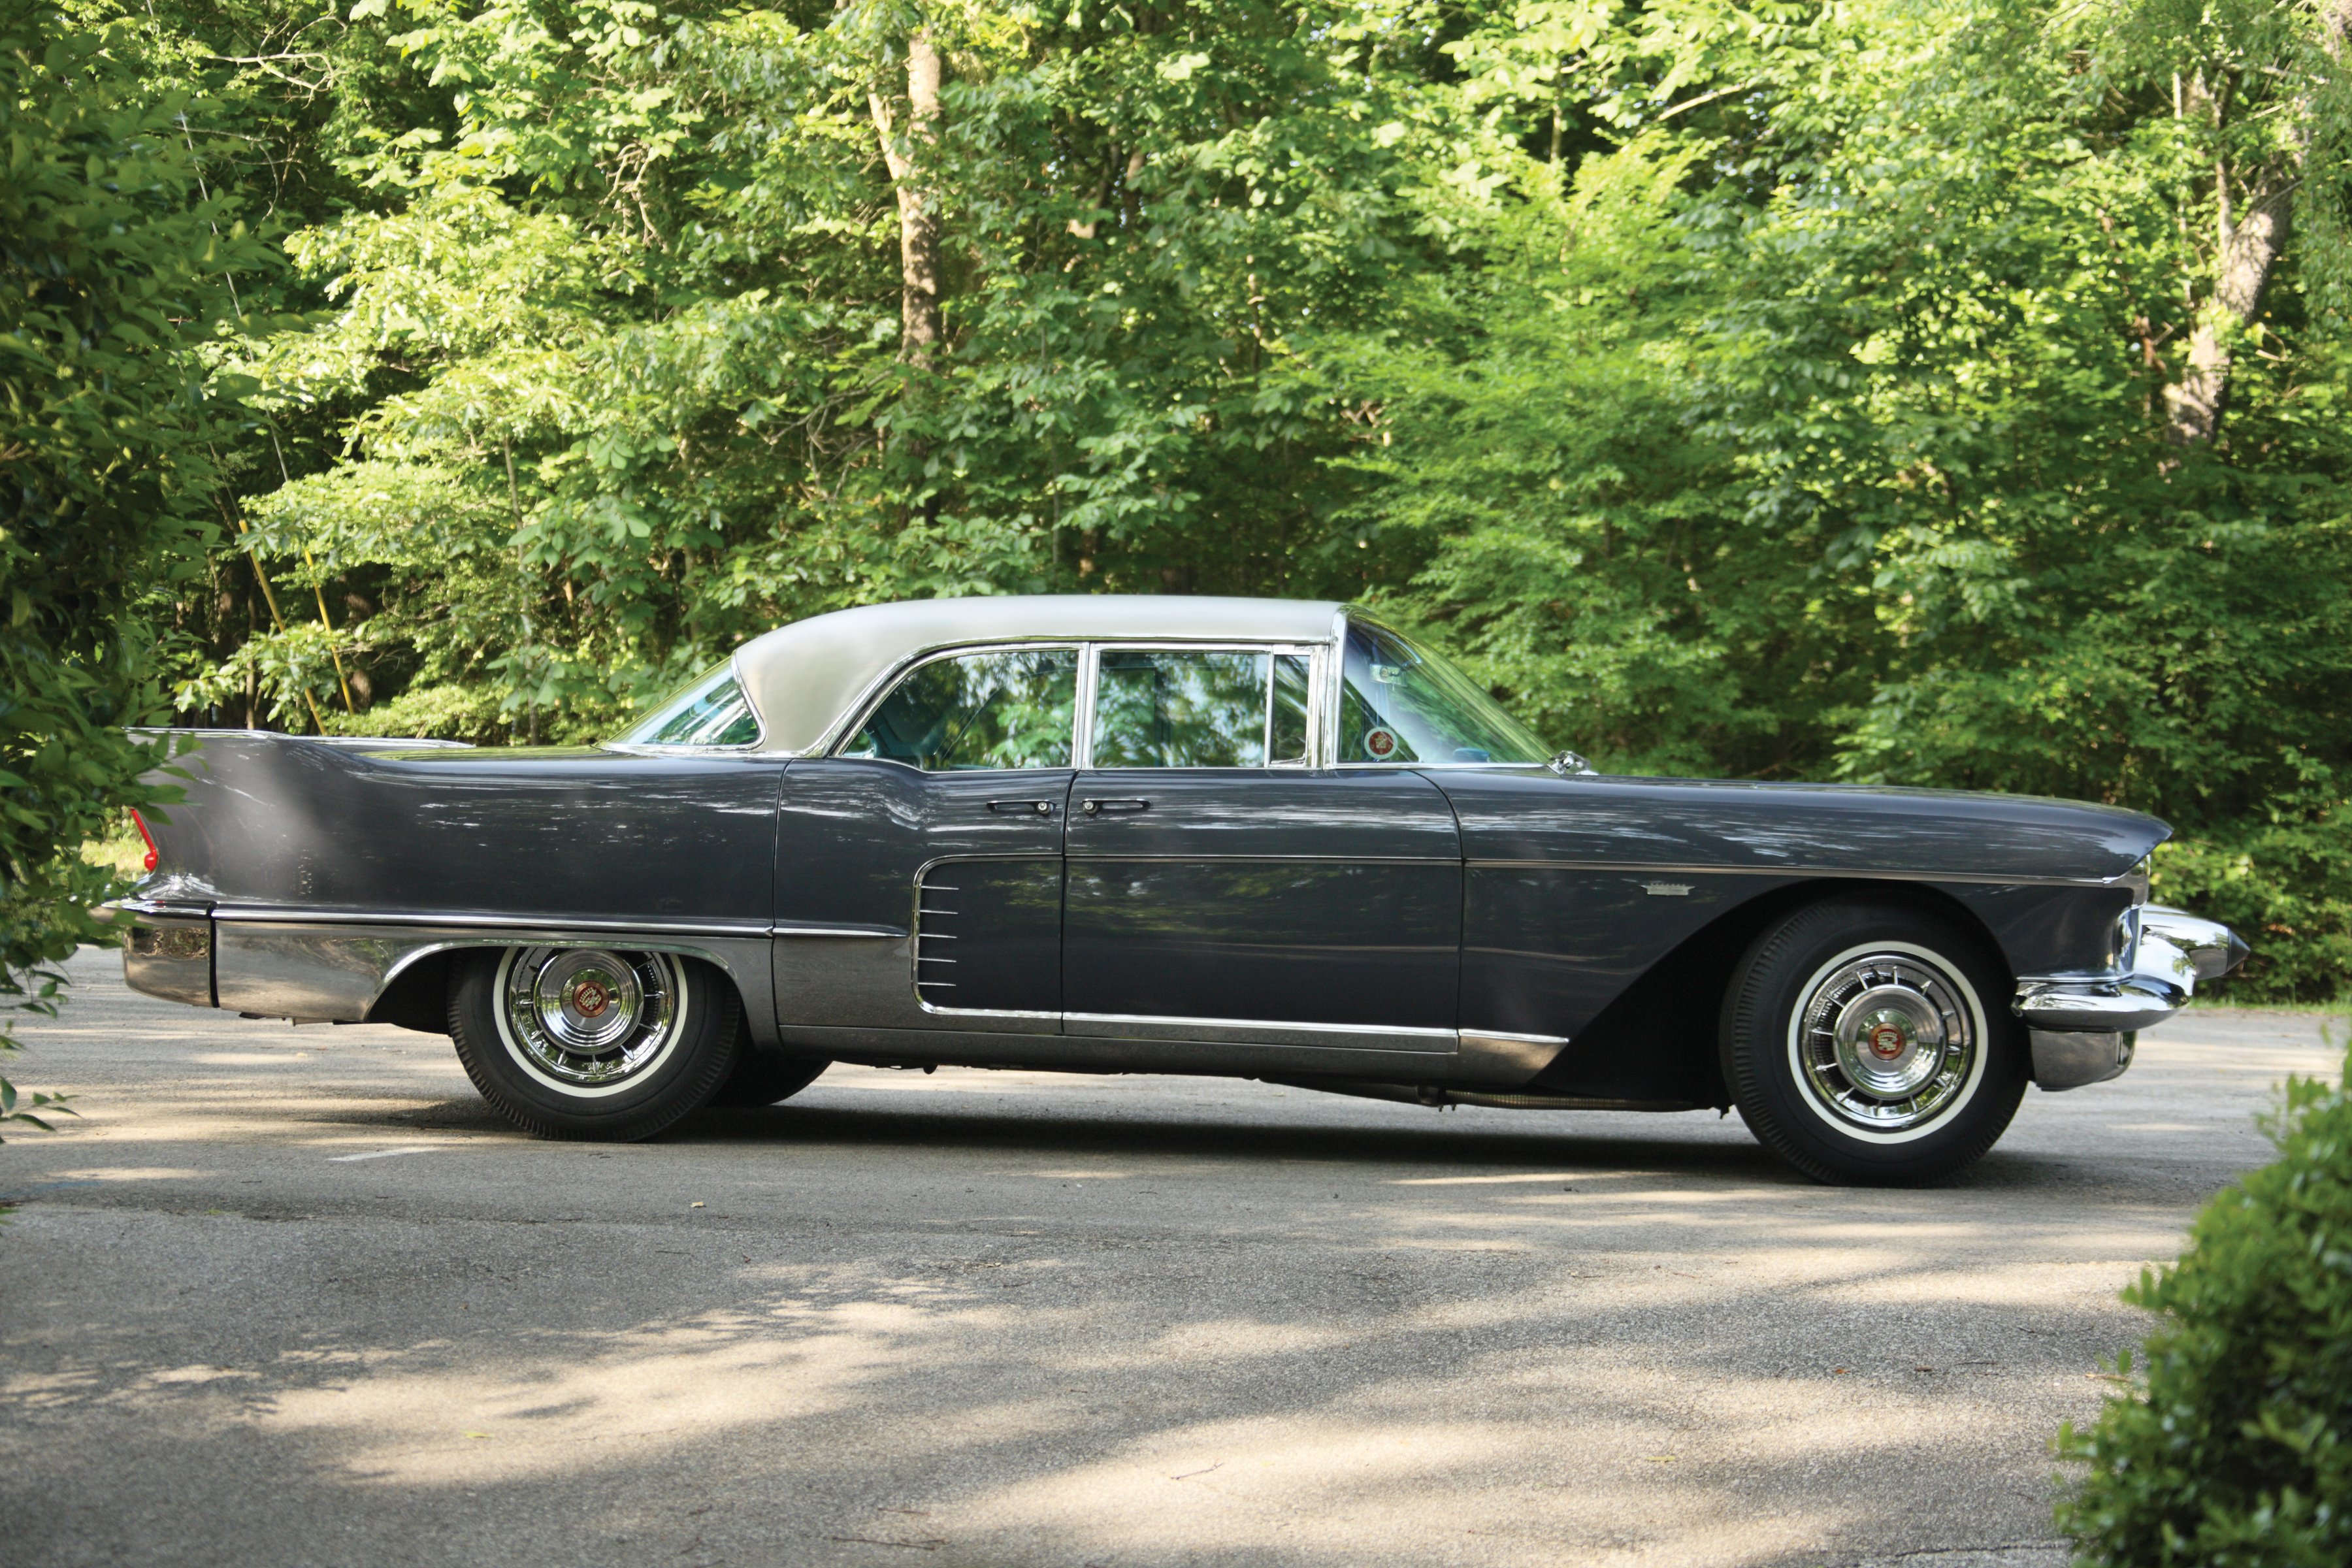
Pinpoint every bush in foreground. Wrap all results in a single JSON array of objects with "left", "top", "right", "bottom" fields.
[{"left": 2059, "top": 1047, "right": 2352, "bottom": 1565}]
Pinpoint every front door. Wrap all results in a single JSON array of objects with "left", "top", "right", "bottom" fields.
[
  {"left": 771, "top": 645, "right": 1078, "bottom": 1033},
  {"left": 1062, "top": 644, "right": 1463, "bottom": 1049}
]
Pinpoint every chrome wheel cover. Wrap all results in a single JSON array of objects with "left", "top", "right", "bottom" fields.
[
  {"left": 496, "top": 947, "right": 683, "bottom": 1092},
  {"left": 1793, "top": 949, "right": 1977, "bottom": 1134}
]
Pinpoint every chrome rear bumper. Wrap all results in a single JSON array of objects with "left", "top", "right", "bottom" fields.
[{"left": 2013, "top": 906, "right": 2247, "bottom": 1090}]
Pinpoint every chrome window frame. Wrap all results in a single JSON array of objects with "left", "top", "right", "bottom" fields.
[
  {"left": 825, "top": 640, "right": 1088, "bottom": 774},
  {"left": 1075, "top": 641, "right": 1328, "bottom": 771},
  {"left": 1321, "top": 608, "right": 1554, "bottom": 770}
]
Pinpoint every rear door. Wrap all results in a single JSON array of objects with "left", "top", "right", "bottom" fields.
[
  {"left": 771, "top": 645, "right": 1077, "bottom": 1032},
  {"left": 1062, "top": 644, "right": 1463, "bottom": 1050}
]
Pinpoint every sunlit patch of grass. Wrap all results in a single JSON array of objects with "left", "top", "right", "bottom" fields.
[{"left": 80, "top": 819, "right": 148, "bottom": 881}]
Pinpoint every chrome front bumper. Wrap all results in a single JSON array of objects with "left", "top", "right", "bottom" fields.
[{"left": 2012, "top": 906, "right": 2248, "bottom": 1090}]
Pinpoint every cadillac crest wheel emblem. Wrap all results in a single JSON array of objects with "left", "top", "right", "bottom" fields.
[
  {"left": 496, "top": 947, "right": 685, "bottom": 1089},
  {"left": 1795, "top": 951, "right": 1978, "bottom": 1133}
]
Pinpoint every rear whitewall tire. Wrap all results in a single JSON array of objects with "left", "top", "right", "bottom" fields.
[{"left": 448, "top": 947, "right": 743, "bottom": 1141}]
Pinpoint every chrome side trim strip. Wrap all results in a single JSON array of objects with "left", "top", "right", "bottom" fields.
[
  {"left": 1458, "top": 1028, "right": 1571, "bottom": 1047},
  {"left": 210, "top": 905, "right": 773, "bottom": 939},
  {"left": 774, "top": 923, "right": 906, "bottom": 939},
  {"left": 101, "top": 896, "right": 213, "bottom": 920},
  {"left": 1464, "top": 860, "right": 2131, "bottom": 889}
]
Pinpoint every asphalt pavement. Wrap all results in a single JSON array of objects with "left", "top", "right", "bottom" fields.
[{"left": 2, "top": 946, "right": 2341, "bottom": 1568}]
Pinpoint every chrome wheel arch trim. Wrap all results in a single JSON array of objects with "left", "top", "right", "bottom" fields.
[{"left": 196, "top": 913, "right": 774, "bottom": 1034}]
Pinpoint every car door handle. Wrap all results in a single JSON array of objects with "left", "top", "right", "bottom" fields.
[
  {"left": 986, "top": 799, "right": 1057, "bottom": 817},
  {"left": 1080, "top": 798, "right": 1149, "bottom": 815}
]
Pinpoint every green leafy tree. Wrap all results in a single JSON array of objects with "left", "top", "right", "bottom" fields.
[
  {"left": 50, "top": 0, "right": 2352, "bottom": 1001},
  {"left": 2058, "top": 1045, "right": 2352, "bottom": 1565},
  {"left": 0, "top": 1, "right": 267, "bottom": 1113}
]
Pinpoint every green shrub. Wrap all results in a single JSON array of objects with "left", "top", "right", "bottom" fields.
[
  {"left": 2057, "top": 1047, "right": 2352, "bottom": 1565},
  {"left": 2155, "top": 824, "right": 2352, "bottom": 1006}
]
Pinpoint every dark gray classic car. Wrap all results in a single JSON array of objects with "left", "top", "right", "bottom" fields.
[{"left": 112, "top": 595, "right": 2246, "bottom": 1183}]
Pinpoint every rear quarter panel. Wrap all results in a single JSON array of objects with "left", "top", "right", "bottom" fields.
[{"left": 140, "top": 734, "right": 782, "bottom": 924}]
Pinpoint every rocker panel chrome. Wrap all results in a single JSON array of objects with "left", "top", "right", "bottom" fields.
[
  {"left": 1455, "top": 1028, "right": 1573, "bottom": 1084},
  {"left": 1064, "top": 1010, "right": 1457, "bottom": 1054}
]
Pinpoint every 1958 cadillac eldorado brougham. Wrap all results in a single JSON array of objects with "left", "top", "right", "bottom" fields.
[{"left": 110, "top": 595, "right": 2247, "bottom": 1183}]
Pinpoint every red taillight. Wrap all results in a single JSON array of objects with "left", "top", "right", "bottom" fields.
[{"left": 131, "top": 809, "right": 159, "bottom": 872}]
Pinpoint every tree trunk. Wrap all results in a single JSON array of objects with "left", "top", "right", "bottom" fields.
[
  {"left": 2162, "top": 4, "right": 2351, "bottom": 445},
  {"left": 2162, "top": 184, "right": 2290, "bottom": 446},
  {"left": 870, "top": 31, "right": 943, "bottom": 368}
]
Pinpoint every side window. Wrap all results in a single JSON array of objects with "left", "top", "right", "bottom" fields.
[
  {"left": 842, "top": 649, "right": 1079, "bottom": 770},
  {"left": 627, "top": 665, "right": 762, "bottom": 747},
  {"left": 1090, "top": 649, "right": 1311, "bottom": 768},
  {"left": 1337, "top": 622, "right": 1548, "bottom": 764}
]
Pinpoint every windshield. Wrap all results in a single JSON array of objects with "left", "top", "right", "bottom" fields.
[
  {"left": 615, "top": 661, "right": 762, "bottom": 747},
  {"left": 1337, "top": 618, "right": 1550, "bottom": 765}
]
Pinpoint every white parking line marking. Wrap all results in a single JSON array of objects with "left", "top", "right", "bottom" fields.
[{"left": 327, "top": 1147, "right": 440, "bottom": 1162}]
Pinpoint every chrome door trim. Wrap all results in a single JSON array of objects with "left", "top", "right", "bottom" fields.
[
  {"left": 774, "top": 923, "right": 907, "bottom": 939},
  {"left": 1073, "top": 640, "right": 1103, "bottom": 770},
  {"left": 1324, "top": 606, "right": 1350, "bottom": 764}
]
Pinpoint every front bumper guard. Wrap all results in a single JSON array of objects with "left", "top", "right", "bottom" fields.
[{"left": 2012, "top": 906, "right": 2248, "bottom": 1090}]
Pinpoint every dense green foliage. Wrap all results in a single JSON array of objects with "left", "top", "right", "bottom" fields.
[
  {"left": 7, "top": 0, "right": 2351, "bottom": 1000},
  {"left": 2059, "top": 1049, "right": 2352, "bottom": 1565},
  {"left": 0, "top": 0, "right": 265, "bottom": 1103}
]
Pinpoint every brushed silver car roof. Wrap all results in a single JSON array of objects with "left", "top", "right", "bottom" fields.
[{"left": 731, "top": 595, "right": 1347, "bottom": 755}]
